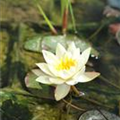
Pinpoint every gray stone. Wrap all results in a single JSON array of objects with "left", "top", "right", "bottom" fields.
[{"left": 79, "top": 110, "right": 120, "bottom": 120}]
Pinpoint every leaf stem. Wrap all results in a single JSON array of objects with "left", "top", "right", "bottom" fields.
[
  {"left": 71, "top": 85, "right": 80, "bottom": 95},
  {"left": 71, "top": 86, "right": 114, "bottom": 109},
  {"left": 99, "top": 75, "right": 120, "bottom": 90},
  {"left": 87, "top": 21, "right": 105, "bottom": 41},
  {"left": 62, "top": 99, "right": 85, "bottom": 111}
]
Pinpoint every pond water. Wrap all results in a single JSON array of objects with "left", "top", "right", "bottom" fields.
[{"left": 0, "top": 0, "right": 120, "bottom": 120}]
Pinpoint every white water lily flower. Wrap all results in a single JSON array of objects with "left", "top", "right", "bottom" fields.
[{"left": 34, "top": 42, "right": 100, "bottom": 101}]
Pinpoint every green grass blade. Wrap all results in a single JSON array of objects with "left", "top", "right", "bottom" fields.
[
  {"left": 69, "top": 2, "right": 77, "bottom": 33},
  {"left": 37, "top": 4, "right": 57, "bottom": 34}
]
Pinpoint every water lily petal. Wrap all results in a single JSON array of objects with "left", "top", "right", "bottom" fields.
[
  {"left": 56, "top": 43, "right": 66, "bottom": 58},
  {"left": 48, "top": 65, "right": 75, "bottom": 80},
  {"left": 66, "top": 79, "right": 78, "bottom": 85},
  {"left": 77, "top": 72, "right": 100, "bottom": 83},
  {"left": 36, "top": 76, "right": 52, "bottom": 84},
  {"left": 59, "top": 70, "right": 71, "bottom": 79},
  {"left": 59, "top": 66, "right": 77, "bottom": 80},
  {"left": 74, "top": 66, "right": 86, "bottom": 78},
  {"left": 68, "top": 42, "right": 80, "bottom": 60},
  {"left": 67, "top": 42, "right": 76, "bottom": 53},
  {"left": 49, "top": 78, "right": 65, "bottom": 84},
  {"left": 66, "top": 66, "right": 85, "bottom": 85},
  {"left": 81, "top": 47, "right": 91, "bottom": 65},
  {"left": 73, "top": 48, "right": 80, "bottom": 59},
  {"left": 36, "top": 63, "right": 54, "bottom": 76},
  {"left": 48, "top": 65, "right": 58, "bottom": 76},
  {"left": 32, "top": 69, "right": 45, "bottom": 76},
  {"left": 48, "top": 65, "right": 69, "bottom": 79},
  {"left": 63, "top": 51, "right": 72, "bottom": 59},
  {"left": 55, "top": 84, "right": 70, "bottom": 101},
  {"left": 42, "top": 50, "right": 58, "bottom": 64}
]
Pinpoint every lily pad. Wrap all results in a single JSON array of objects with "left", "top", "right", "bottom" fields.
[
  {"left": 24, "top": 35, "right": 42, "bottom": 53},
  {"left": 25, "top": 70, "right": 54, "bottom": 100},
  {"left": 24, "top": 35, "right": 99, "bottom": 57},
  {"left": 25, "top": 71, "right": 42, "bottom": 89}
]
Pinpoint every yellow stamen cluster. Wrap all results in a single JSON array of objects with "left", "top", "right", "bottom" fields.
[{"left": 56, "top": 56, "right": 76, "bottom": 71}]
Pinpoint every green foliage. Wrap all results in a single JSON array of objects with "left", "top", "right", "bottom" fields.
[
  {"left": 1, "top": 99, "right": 32, "bottom": 120},
  {"left": 0, "top": 90, "right": 17, "bottom": 105},
  {"left": 37, "top": 4, "right": 56, "bottom": 33},
  {"left": 69, "top": 2, "right": 77, "bottom": 33}
]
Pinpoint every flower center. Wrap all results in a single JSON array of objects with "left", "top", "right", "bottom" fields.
[{"left": 56, "top": 56, "right": 76, "bottom": 71}]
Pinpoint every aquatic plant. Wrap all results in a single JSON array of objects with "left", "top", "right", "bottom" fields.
[{"left": 33, "top": 42, "right": 100, "bottom": 100}]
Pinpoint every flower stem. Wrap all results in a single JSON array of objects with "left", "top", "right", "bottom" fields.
[
  {"left": 71, "top": 86, "right": 114, "bottom": 109},
  {"left": 71, "top": 85, "right": 80, "bottom": 95},
  {"left": 82, "top": 96, "right": 113, "bottom": 109},
  {"left": 62, "top": 99, "right": 85, "bottom": 111}
]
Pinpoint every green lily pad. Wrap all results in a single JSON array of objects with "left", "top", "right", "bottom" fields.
[
  {"left": 42, "top": 35, "right": 99, "bottom": 56},
  {"left": 24, "top": 35, "right": 99, "bottom": 57},
  {"left": 24, "top": 35, "right": 42, "bottom": 53},
  {"left": 25, "top": 72, "right": 42, "bottom": 89}
]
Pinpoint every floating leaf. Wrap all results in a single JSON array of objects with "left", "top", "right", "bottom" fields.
[
  {"left": 25, "top": 71, "right": 42, "bottom": 89},
  {"left": 32, "top": 84, "right": 54, "bottom": 100},
  {"left": 24, "top": 35, "right": 42, "bottom": 52},
  {"left": 41, "top": 35, "right": 99, "bottom": 57},
  {"left": 24, "top": 35, "right": 99, "bottom": 57}
]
